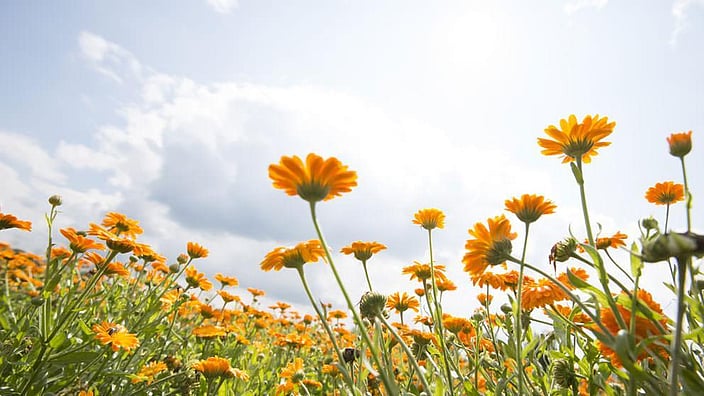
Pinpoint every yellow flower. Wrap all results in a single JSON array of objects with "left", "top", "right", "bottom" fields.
[
  {"left": 192, "top": 356, "right": 238, "bottom": 379},
  {"left": 538, "top": 114, "right": 615, "bottom": 163},
  {"left": 185, "top": 266, "right": 213, "bottom": 291},
  {"left": 187, "top": 241, "right": 209, "bottom": 259},
  {"left": 280, "top": 357, "right": 305, "bottom": 383},
  {"left": 462, "top": 215, "right": 517, "bottom": 276},
  {"left": 132, "top": 361, "right": 167, "bottom": 384},
  {"left": 667, "top": 130, "right": 692, "bottom": 158},
  {"left": 504, "top": 194, "right": 556, "bottom": 224},
  {"left": 412, "top": 208, "right": 445, "bottom": 230},
  {"left": 386, "top": 292, "right": 420, "bottom": 314},
  {"left": 92, "top": 321, "right": 139, "bottom": 352},
  {"left": 402, "top": 261, "right": 447, "bottom": 282},
  {"left": 645, "top": 181, "right": 684, "bottom": 205},
  {"left": 269, "top": 153, "right": 357, "bottom": 202},
  {"left": 215, "top": 273, "right": 239, "bottom": 287},
  {"left": 193, "top": 324, "right": 227, "bottom": 338},
  {"left": 340, "top": 241, "right": 387, "bottom": 262},
  {"left": 594, "top": 231, "right": 628, "bottom": 250},
  {"left": 101, "top": 212, "right": 143, "bottom": 239},
  {"left": 0, "top": 213, "right": 32, "bottom": 231},
  {"left": 60, "top": 228, "right": 106, "bottom": 253},
  {"left": 260, "top": 240, "right": 325, "bottom": 271}
]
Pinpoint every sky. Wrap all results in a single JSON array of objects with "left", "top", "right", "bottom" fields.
[{"left": 1, "top": 0, "right": 703, "bottom": 319}]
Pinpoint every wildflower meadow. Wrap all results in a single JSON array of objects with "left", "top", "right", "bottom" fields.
[{"left": 1, "top": 115, "right": 703, "bottom": 395}]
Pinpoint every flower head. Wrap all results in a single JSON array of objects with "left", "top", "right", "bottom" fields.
[
  {"left": 187, "top": 241, "right": 209, "bottom": 259},
  {"left": 192, "top": 356, "right": 238, "bottom": 379},
  {"left": 505, "top": 194, "right": 556, "bottom": 224},
  {"left": 402, "top": 261, "right": 447, "bottom": 282},
  {"left": 0, "top": 213, "right": 32, "bottom": 231},
  {"left": 667, "top": 130, "right": 692, "bottom": 158},
  {"left": 185, "top": 266, "right": 213, "bottom": 291},
  {"left": 538, "top": 114, "right": 615, "bottom": 163},
  {"left": 92, "top": 321, "right": 139, "bottom": 352},
  {"left": 594, "top": 231, "right": 628, "bottom": 250},
  {"left": 386, "top": 292, "right": 420, "bottom": 314},
  {"left": 269, "top": 153, "right": 357, "bottom": 202},
  {"left": 215, "top": 273, "right": 239, "bottom": 287},
  {"left": 60, "top": 228, "right": 106, "bottom": 253},
  {"left": 340, "top": 241, "right": 387, "bottom": 262},
  {"left": 101, "top": 212, "right": 143, "bottom": 239},
  {"left": 645, "top": 181, "right": 684, "bottom": 205},
  {"left": 132, "top": 361, "right": 167, "bottom": 385},
  {"left": 462, "top": 215, "right": 517, "bottom": 276},
  {"left": 260, "top": 240, "right": 325, "bottom": 271},
  {"left": 412, "top": 208, "right": 445, "bottom": 230}
]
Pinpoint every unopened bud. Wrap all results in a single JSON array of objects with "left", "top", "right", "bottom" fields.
[{"left": 48, "top": 195, "right": 62, "bottom": 206}]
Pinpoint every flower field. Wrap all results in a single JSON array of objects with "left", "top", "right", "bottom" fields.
[{"left": 1, "top": 115, "right": 702, "bottom": 395}]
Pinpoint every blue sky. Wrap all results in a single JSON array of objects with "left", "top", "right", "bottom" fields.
[{"left": 1, "top": 0, "right": 703, "bottom": 316}]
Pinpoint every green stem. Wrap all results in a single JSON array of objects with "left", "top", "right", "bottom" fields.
[
  {"left": 575, "top": 158, "right": 595, "bottom": 246},
  {"left": 295, "top": 266, "right": 357, "bottom": 393},
  {"left": 376, "top": 313, "right": 432, "bottom": 393},
  {"left": 361, "top": 260, "right": 373, "bottom": 292},
  {"left": 426, "top": 229, "right": 455, "bottom": 395},
  {"left": 669, "top": 256, "right": 688, "bottom": 396},
  {"left": 515, "top": 222, "right": 530, "bottom": 396},
  {"left": 309, "top": 202, "right": 398, "bottom": 396},
  {"left": 679, "top": 157, "right": 691, "bottom": 232}
]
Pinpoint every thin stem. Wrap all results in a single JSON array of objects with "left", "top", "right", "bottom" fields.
[
  {"left": 376, "top": 313, "right": 432, "bottom": 393},
  {"left": 361, "top": 260, "right": 373, "bottom": 292},
  {"left": 575, "top": 158, "right": 595, "bottom": 246},
  {"left": 309, "top": 202, "right": 398, "bottom": 396},
  {"left": 679, "top": 157, "right": 691, "bottom": 232},
  {"left": 295, "top": 266, "right": 357, "bottom": 392},
  {"left": 426, "top": 229, "right": 454, "bottom": 395},
  {"left": 515, "top": 222, "right": 530, "bottom": 396},
  {"left": 669, "top": 256, "right": 688, "bottom": 396}
]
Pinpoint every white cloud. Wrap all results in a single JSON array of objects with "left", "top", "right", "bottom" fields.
[
  {"left": 0, "top": 130, "right": 66, "bottom": 183},
  {"left": 670, "top": 0, "right": 704, "bottom": 45},
  {"left": 78, "top": 31, "right": 144, "bottom": 83},
  {"left": 564, "top": 0, "right": 608, "bottom": 15},
  {"left": 206, "top": 0, "right": 238, "bottom": 14}
]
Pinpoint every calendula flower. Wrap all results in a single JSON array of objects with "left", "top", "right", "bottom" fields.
[
  {"left": 104, "top": 262, "right": 130, "bottom": 278},
  {"left": 280, "top": 357, "right": 306, "bottom": 383},
  {"left": 436, "top": 277, "right": 457, "bottom": 292},
  {"left": 217, "top": 289, "right": 239, "bottom": 303},
  {"left": 412, "top": 208, "right": 445, "bottom": 230},
  {"left": 187, "top": 241, "right": 208, "bottom": 259},
  {"left": 132, "top": 361, "right": 167, "bottom": 384},
  {"left": 645, "top": 181, "right": 684, "bottom": 205},
  {"left": 215, "top": 273, "right": 239, "bottom": 287},
  {"left": 462, "top": 215, "right": 517, "bottom": 276},
  {"left": 60, "top": 228, "right": 106, "bottom": 253},
  {"left": 260, "top": 240, "right": 325, "bottom": 271},
  {"left": 667, "top": 130, "right": 692, "bottom": 158},
  {"left": 193, "top": 356, "right": 238, "bottom": 379},
  {"left": 101, "top": 212, "right": 143, "bottom": 239},
  {"left": 594, "top": 231, "right": 628, "bottom": 250},
  {"left": 403, "top": 328, "right": 436, "bottom": 346},
  {"left": 521, "top": 278, "right": 566, "bottom": 310},
  {"left": 505, "top": 194, "right": 556, "bottom": 224},
  {"left": 477, "top": 293, "right": 493, "bottom": 305},
  {"left": 386, "top": 292, "right": 420, "bottom": 314},
  {"left": 185, "top": 266, "right": 213, "bottom": 291},
  {"left": 402, "top": 261, "right": 447, "bottom": 282},
  {"left": 538, "top": 114, "right": 615, "bottom": 163},
  {"left": 193, "top": 324, "right": 227, "bottom": 338},
  {"left": 269, "top": 153, "right": 357, "bottom": 202},
  {"left": 340, "top": 241, "right": 387, "bottom": 262},
  {"left": 248, "top": 287, "right": 265, "bottom": 297},
  {"left": 442, "top": 314, "right": 474, "bottom": 335},
  {"left": 0, "top": 213, "right": 32, "bottom": 231},
  {"left": 92, "top": 321, "right": 139, "bottom": 352},
  {"left": 594, "top": 290, "right": 669, "bottom": 367}
]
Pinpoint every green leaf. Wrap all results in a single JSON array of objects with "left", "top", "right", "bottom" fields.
[
  {"left": 630, "top": 242, "right": 643, "bottom": 278},
  {"left": 49, "top": 332, "right": 67, "bottom": 349},
  {"left": 78, "top": 318, "right": 92, "bottom": 336},
  {"left": 49, "top": 351, "right": 100, "bottom": 364},
  {"left": 570, "top": 162, "right": 583, "bottom": 184}
]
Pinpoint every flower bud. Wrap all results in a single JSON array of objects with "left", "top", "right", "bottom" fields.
[
  {"left": 667, "top": 131, "right": 692, "bottom": 158},
  {"left": 550, "top": 238, "right": 577, "bottom": 266},
  {"left": 641, "top": 232, "right": 704, "bottom": 262},
  {"left": 641, "top": 217, "right": 659, "bottom": 232},
  {"left": 552, "top": 358, "right": 577, "bottom": 389},
  {"left": 48, "top": 195, "right": 62, "bottom": 206},
  {"left": 169, "top": 264, "right": 180, "bottom": 273},
  {"left": 359, "top": 292, "right": 387, "bottom": 320}
]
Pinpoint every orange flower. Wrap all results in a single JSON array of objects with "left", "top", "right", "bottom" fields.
[
  {"left": 667, "top": 130, "right": 692, "bottom": 158},
  {"left": 402, "top": 261, "right": 447, "bottom": 282},
  {"left": 595, "top": 290, "right": 669, "bottom": 367},
  {"left": 104, "top": 262, "right": 130, "bottom": 278},
  {"left": 594, "top": 231, "right": 628, "bottom": 250},
  {"left": 101, "top": 212, "right": 143, "bottom": 239},
  {"left": 462, "top": 215, "right": 517, "bottom": 276},
  {"left": 477, "top": 293, "right": 493, "bottom": 305},
  {"left": 185, "top": 266, "right": 213, "bottom": 291},
  {"left": 412, "top": 208, "right": 445, "bottom": 230},
  {"left": 192, "top": 356, "right": 238, "bottom": 379},
  {"left": 193, "top": 324, "right": 227, "bottom": 338},
  {"left": 279, "top": 357, "right": 305, "bottom": 382},
  {"left": 260, "top": 240, "right": 325, "bottom": 271},
  {"left": 386, "top": 292, "right": 420, "bottom": 314},
  {"left": 187, "top": 241, "right": 208, "bottom": 259},
  {"left": 340, "top": 241, "right": 387, "bottom": 262},
  {"left": 247, "top": 287, "right": 265, "bottom": 297},
  {"left": 92, "top": 321, "right": 139, "bottom": 352},
  {"left": 218, "top": 289, "right": 239, "bottom": 303},
  {"left": 645, "top": 181, "right": 684, "bottom": 205},
  {"left": 132, "top": 361, "right": 167, "bottom": 384},
  {"left": 442, "top": 314, "right": 474, "bottom": 335},
  {"left": 538, "top": 114, "right": 615, "bottom": 163},
  {"left": 521, "top": 278, "right": 566, "bottom": 310},
  {"left": 436, "top": 277, "right": 457, "bottom": 292},
  {"left": 215, "top": 273, "right": 239, "bottom": 287},
  {"left": 0, "top": 213, "right": 32, "bottom": 231},
  {"left": 268, "top": 153, "right": 357, "bottom": 202},
  {"left": 60, "top": 228, "right": 106, "bottom": 253},
  {"left": 505, "top": 194, "right": 556, "bottom": 224}
]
